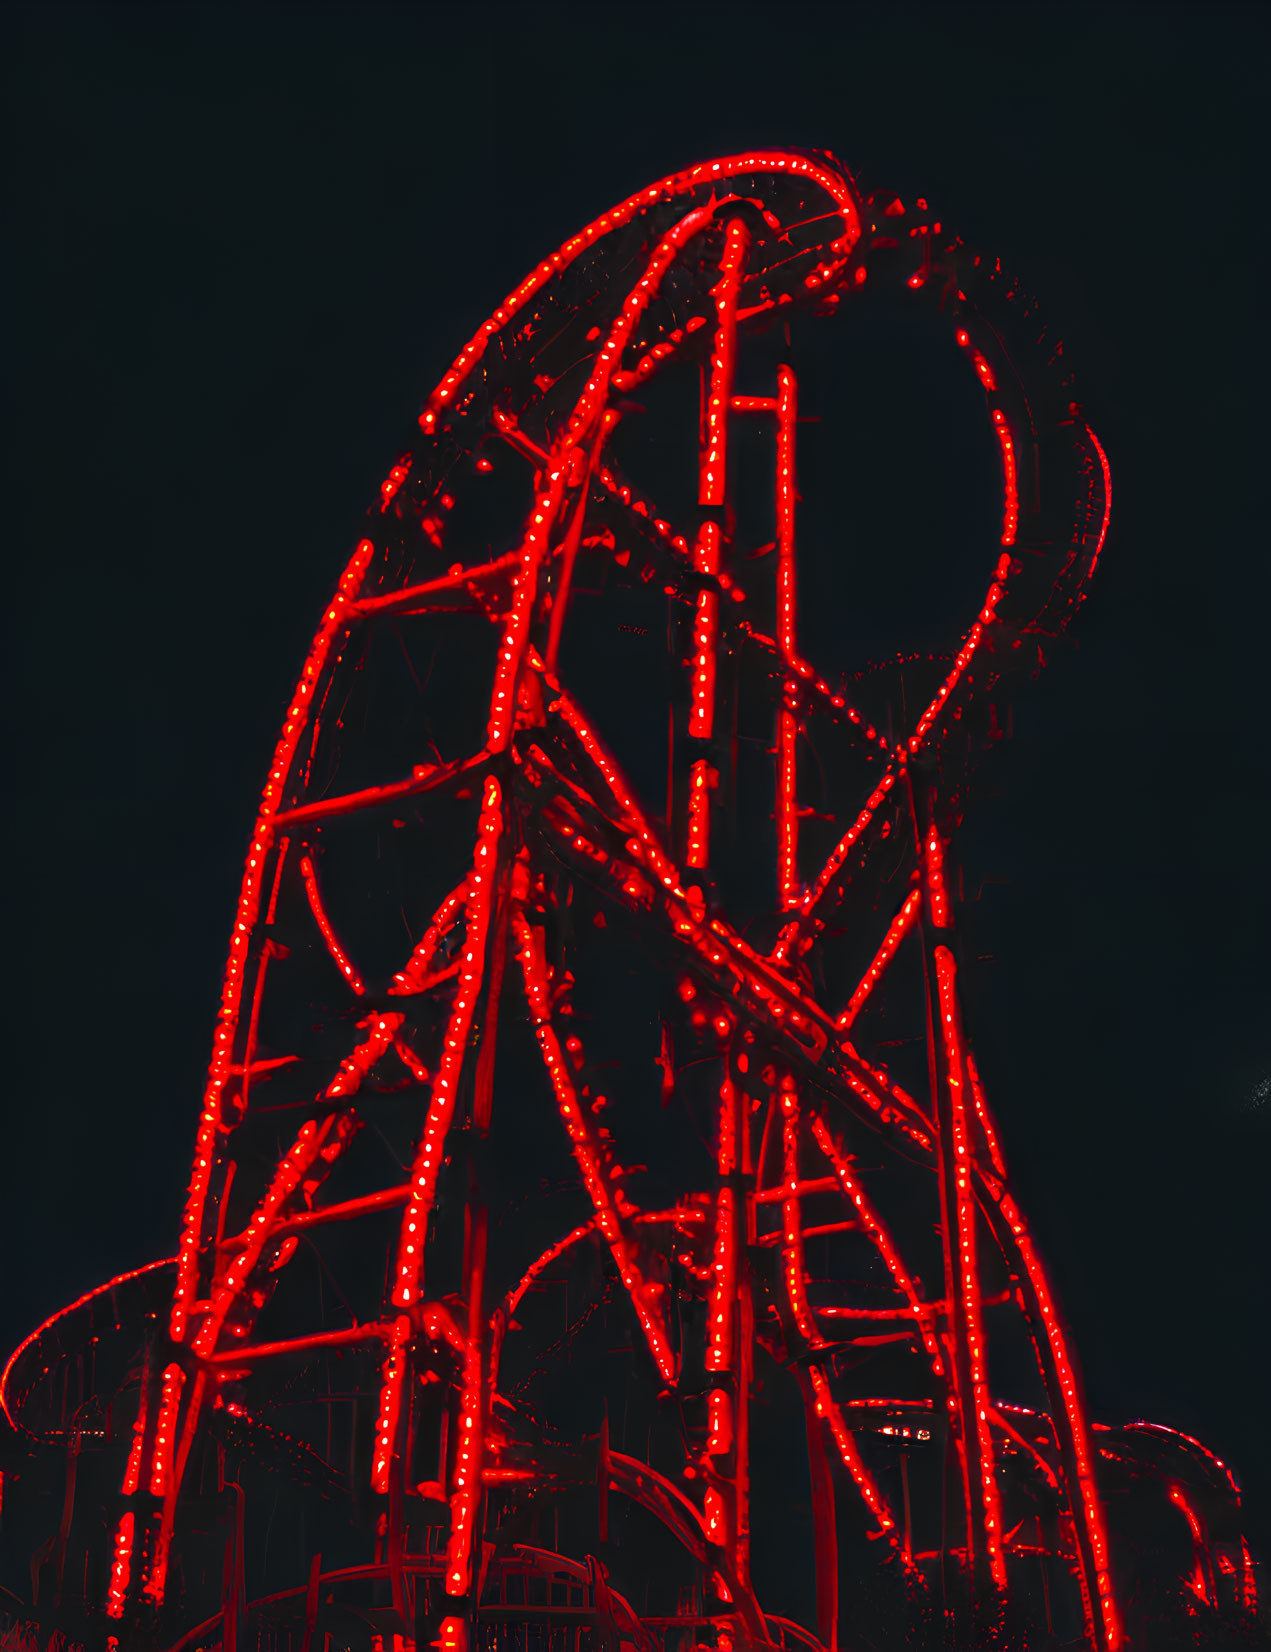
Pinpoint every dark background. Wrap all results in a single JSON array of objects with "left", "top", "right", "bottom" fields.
[{"left": 4, "top": 0, "right": 1268, "bottom": 1572}]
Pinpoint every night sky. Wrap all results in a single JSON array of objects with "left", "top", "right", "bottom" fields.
[{"left": 5, "top": 0, "right": 1269, "bottom": 1575}]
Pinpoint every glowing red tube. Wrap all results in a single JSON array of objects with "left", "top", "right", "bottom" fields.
[
  {"left": 706, "top": 1078, "right": 738, "bottom": 1375},
  {"left": 688, "top": 550, "right": 720, "bottom": 741},
  {"left": 992, "top": 410, "right": 1019, "bottom": 547},
  {"left": 0, "top": 1256, "right": 174, "bottom": 1439},
  {"left": 437, "top": 1617, "right": 465, "bottom": 1652},
  {"left": 777, "top": 695, "right": 800, "bottom": 912},
  {"left": 484, "top": 186, "right": 719, "bottom": 743},
  {"left": 738, "top": 622, "right": 882, "bottom": 752},
  {"left": 685, "top": 217, "right": 748, "bottom": 873},
  {"left": 934, "top": 946, "right": 1005, "bottom": 1588},
  {"left": 1240, "top": 1536, "right": 1257, "bottom": 1614},
  {"left": 323, "top": 1013, "right": 405, "bottom": 1099},
  {"left": 907, "top": 552, "right": 1011, "bottom": 755},
  {"left": 542, "top": 671, "right": 685, "bottom": 898},
  {"left": 513, "top": 910, "right": 676, "bottom": 1382},
  {"left": 995, "top": 1187, "right": 1122, "bottom": 1647},
  {"left": 775, "top": 366, "right": 800, "bottom": 908},
  {"left": 699, "top": 218, "right": 749, "bottom": 508},
  {"left": 837, "top": 888, "right": 921, "bottom": 1029},
  {"left": 1168, "top": 1484, "right": 1214, "bottom": 1606},
  {"left": 390, "top": 880, "right": 469, "bottom": 995},
  {"left": 445, "top": 1308, "right": 484, "bottom": 1596},
  {"left": 807, "top": 1112, "right": 943, "bottom": 1378},
  {"left": 837, "top": 1045, "right": 932, "bottom": 1152},
  {"left": 964, "top": 1050, "right": 1008, "bottom": 1180},
  {"left": 422, "top": 1302, "right": 468, "bottom": 1360},
  {"left": 567, "top": 199, "right": 721, "bottom": 453},
  {"left": 378, "top": 456, "right": 411, "bottom": 512},
  {"left": 709, "top": 1070, "right": 753, "bottom": 1595},
  {"left": 486, "top": 465, "right": 568, "bottom": 753},
  {"left": 611, "top": 328, "right": 694, "bottom": 392},
  {"left": 755, "top": 1175, "right": 838, "bottom": 1206},
  {"left": 795, "top": 771, "right": 899, "bottom": 929},
  {"left": 190, "top": 1115, "right": 348, "bottom": 1359},
  {"left": 704, "top": 1485, "right": 727, "bottom": 1546},
  {"left": 991, "top": 1406, "right": 1060, "bottom": 1491},
  {"left": 219, "top": 1185, "right": 409, "bottom": 1254},
  {"left": 143, "top": 1363, "right": 210, "bottom": 1607},
  {"left": 147, "top": 1362, "right": 186, "bottom": 1498},
  {"left": 545, "top": 427, "right": 607, "bottom": 675},
  {"left": 686, "top": 758, "right": 716, "bottom": 869},
  {"left": 807, "top": 1365, "right": 912, "bottom": 1567},
  {"left": 206, "top": 1322, "right": 387, "bottom": 1366},
  {"left": 419, "top": 152, "right": 860, "bottom": 433},
  {"left": 707, "top": 1386, "right": 734, "bottom": 1455},
  {"left": 505, "top": 1220, "right": 595, "bottom": 1320},
  {"left": 143, "top": 1531, "right": 171, "bottom": 1606},
  {"left": 105, "top": 1512, "right": 134, "bottom": 1619},
  {"left": 1121, "top": 1420, "right": 1241, "bottom": 1498},
  {"left": 120, "top": 1370, "right": 149, "bottom": 1496},
  {"left": 353, "top": 550, "right": 520, "bottom": 618},
  {"left": 501, "top": 408, "right": 701, "bottom": 584},
  {"left": 564, "top": 839, "right": 937, "bottom": 1152},
  {"left": 272, "top": 751, "right": 487, "bottom": 830},
  {"left": 1085, "top": 423, "right": 1112, "bottom": 576},
  {"left": 393, "top": 775, "right": 502, "bottom": 1308},
  {"left": 777, "top": 1078, "right": 822, "bottom": 1347},
  {"left": 923, "top": 826, "right": 950, "bottom": 930},
  {"left": 299, "top": 853, "right": 366, "bottom": 995},
  {"left": 172, "top": 535, "right": 376, "bottom": 1344},
  {"left": 491, "top": 1209, "right": 704, "bottom": 1406},
  {"left": 371, "top": 1314, "right": 410, "bottom": 1496}
]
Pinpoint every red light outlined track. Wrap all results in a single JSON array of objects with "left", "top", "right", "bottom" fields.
[{"left": 8, "top": 148, "right": 1244, "bottom": 1652}]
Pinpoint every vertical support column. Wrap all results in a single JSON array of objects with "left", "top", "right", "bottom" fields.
[
  {"left": 777, "top": 1078, "right": 823, "bottom": 1347},
  {"left": 705, "top": 1071, "right": 754, "bottom": 1600},
  {"left": 797, "top": 1370, "right": 840, "bottom": 1652},
  {"left": 774, "top": 366, "right": 801, "bottom": 911},
  {"left": 687, "top": 218, "right": 749, "bottom": 875},
  {"left": 441, "top": 1199, "right": 487, "bottom": 1633},
  {"left": 731, "top": 367, "right": 803, "bottom": 909},
  {"left": 989, "top": 1187, "right": 1122, "bottom": 1649},
  {"left": 705, "top": 1074, "right": 740, "bottom": 1581},
  {"left": 911, "top": 781, "right": 1005, "bottom": 1605},
  {"left": 933, "top": 943, "right": 1006, "bottom": 1592},
  {"left": 779, "top": 1073, "right": 837, "bottom": 1651}
]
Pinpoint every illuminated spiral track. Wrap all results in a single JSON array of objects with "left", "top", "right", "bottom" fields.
[{"left": 2, "top": 150, "right": 1259, "bottom": 1652}]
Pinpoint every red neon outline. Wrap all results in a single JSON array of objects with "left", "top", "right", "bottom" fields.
[
  {"left": 934, "top": 946, "right": 1006, "bottom": 1589},
  {"left": 513, "top": 910, "right": 676, "bottom": 1383},
  {"left": 807, "top": 1112, "right": 944, "bottom": 1379},
  {"left": 105, "top": 1512, "right": 134, "bottom": 1619},
  {"left": 807, "top": 1365, "right": 913, "bottom": 1570},
  {"left": 1085, "top": 423, "right": 1112, "bottom": 576},
  {"left": 418, "top": 152, "right": 860, "bottom": 433},
  {"left": 777, "top": 1078, "right": 823, "bottom": 1348},
  {"left": 172, "top": 536, "right": 375, "bottom": 1344},
  {"left": 1168, "top": 1483, "right": 1214, "bottom": 1606},
  {"left": 996, "top": 1187, "right": 1123, "bottom": 1648},
  {"left": 299, "top": 852, "right": 367, "bottom": 995},
  {"left": 392, "top": 775, "right": 502, "bottom": 1307},
  {"left": 108, "top": 147, "right": 1190, "bottom": 1652},
  {"left": 0, "top": 1256, "right": 174, "bottom": 1438},
  {"left": 837, "top": 889, "right": 921, "bottom": 1029},
  {"left": 370, "top": 1314, "right": 410, "bottom": 1495}
]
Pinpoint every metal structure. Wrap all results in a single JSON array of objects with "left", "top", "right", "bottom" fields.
[{"left": 1, "top": 150, "right": 1260, "bottom": 1652}]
